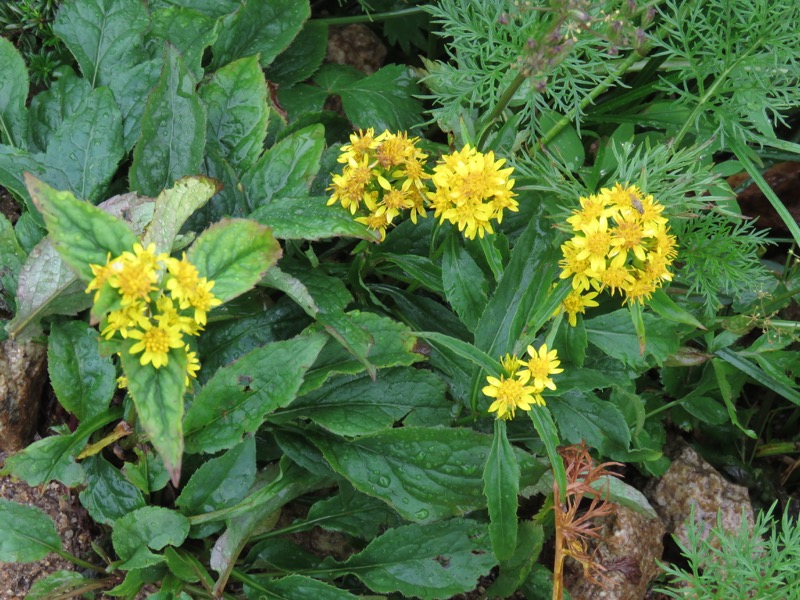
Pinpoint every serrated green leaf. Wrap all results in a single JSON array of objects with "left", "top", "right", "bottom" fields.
[
  {"left": 0, "top": 499, "right": 61, "bottom": 563},
  {"left": 176, "top": 437, "right": 256, "bottom": 516},
  {"left": 107, "top": 57, "right": 162, "bottom": 150},
  {"left": 273, "top": 368, "right": 450, "bottom": 436},
  {"left": 54, "top": 0, "right": 149, "bottom": 88},
  {"left": 130, "top": 45, "right": 206, "bottom": 197},
  {"left": 199, "top": 55, "right": 269, "bottom": 174},
  {"left": 143, "top": 176, "right": 221, "bottom": 255},
  {"left": 47, "top": 321, "right": 115, "bottom": 420},
  {"left": 26, "top": 175, "right": 139, "bottom": 280},
  {"left": 548, "top": 390, "right": 631, "bottom": 458},
  {"left": 27, "top": 66, "right": 91, "bottom": 153},
  {"left": 186, "top": 218, "right": 281, "bottom": 303},
  {"left": 210, "top": 0, "right": 310, "bottom": 69},
  {"left": 337, "top": 65, "right": 424, "bottom": 131},
  {"left": 43, "top": 86, "right": 123, "bottom": 204},
  {"left": 120, "top": 343, "right": 187, "bottom": 485},
  {"left": 585, "top": 309, "right": 681, "bottom": 370},
  {"left": 244, "top": 574, "right": 358, "bottom": 600},
  {"left": 0, "top": 37, "right": 29, "bottom": 149},
  {"left": 443, "top": 236, "right": 488, "bottom": 332},
  {"left": 241, "top": 124, "right": 325, "bottom": 211},
  {"left": 148, "top": 7, "right": 219, "bottom": 81},
  {"left": 312, "top": 427, "right": 492, "bottom": 523},
  {"left": 24, "top": 570, "right": 88, "bottom": 600},
  {"left": 483, "top": 420, "right": 519, "bottom": 562},
  {"left": 325, "top": 518, "right": 495, "bottom": 600},
  {"left": 266, "top": 21, "right": 328, "bottom": 86},
  {"left": 79, "top": 455, "right": 146, "bottom": 525},
  {"left": 112, "top": 506, "right": 190, "bottom": 568},
  {"left": 184, "top": 333, "right": 326, "bottom": 453},
  {"left": 1, "top": 408, "right": 122, "bottom": 486},
  {"left": 251, "top": 196, "right": 378, "bottom": 241}
]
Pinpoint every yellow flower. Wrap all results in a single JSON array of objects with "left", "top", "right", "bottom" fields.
[
  {"left": 610, "top": 215, "right": 648, "bottom": 262},
  {"left": 375, "top": 131, "right": 414, "bottom": 169},
  {"left": 128, "top": 320, "right": 184, "bottom": 368},
  {"left": 355, "top": 209, "right": 391, "bottom": 241},
  {"left": 85, "top": 252, "right": 114, "bottom": 300},
  {"left": 571, "top": 218, "right": 613, "bottom": 274},
  {"left": 524, "top": 344, "right": 564, "bottom": 391},
  {"left": 154, "top": 295, "right": 198, "bottom": 336},
  {"left": 101, "top": 302, "right": 150, "bottom": 339},
  {"left": 500, "top": 353, "right": 524, "bottom": 376},
  {"left": 105, "top": 243, "right": 164, "bottom": 306},
  {"left": 483, "top": 370, "right": 542, "bottom": 420},
  {"left": 566, "top": 193, "right": 613, "bottom": 232},
  {"left": 559, "top": 290, "right": 600, "bottom": 327},
  {"left": 187, "top": 278, "right": 222, "bottom": 326},
  {"left": 338, "top": 128, "right": 378, "bottom": 163},
  {"left": 559, "top": 240, "right": 594, "bottom": 292},
  {"left": 185, "top": 345, "right": 200, "bottom": 386},
  {"left": 165, "top": 253, "right": 200, "bottom": 306}
]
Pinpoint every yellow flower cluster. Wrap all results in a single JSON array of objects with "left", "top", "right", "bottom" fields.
[
  {"left": 86, "top": 243, "right": 219, "bottom": 383},
  {"left": 483, "top": 345, "right": 564, "bottom": 420},
  {"left": 558, "top": 183, "right": 677, "bottom": 310},
  {"left": 328, "top": 130, "right": 517, "bottom": 240}
]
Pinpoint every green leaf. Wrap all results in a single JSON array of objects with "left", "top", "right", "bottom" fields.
[
  {"left": 324, "top": 518, "right": 495, "bottom": 600},
  {"left": 415, "top": 331, "right": 501, "bottom": 375},
  {"left": 47, "top": 321, "right": 115, "bottom": 420},
  {"left": 112, "top": 506, "right": 190, "bottom": 569},
  {"left": 0, "top": 37, "right": 29, "bottom": 149},
  {"left": 648, "top": 289, "right": 706, "bottom": 329},
  {"left": 484, "top": 420, "right": 519, "bottom": 562},
  {"left": 716, "top": 347, "right": 800, "bottom": 408},
  {"left": 53, "top": 0, "right": 149, "bottom": 88},
  {"left": 539, "top": 110, "right": 585, "bottom": 171},
  {"left": 336, "top": 65, "right": 424, "bottom": 131},
  {"left": 42, "top": 87, "right": 124, "bottom": 204},
  {"left": 251, "top": 196, "right": 378, "bottom": 241},
  {"left": 474, "top": 204, "right": 560, "bottom": 355},
  {"left": 376, "top": 253, "right": 444, "bottom": 294},
  {"left": 0, "top": 146, "right": 47, "bottom": 217},
  {"left": 487, "top": 521, "right": 544, "bottom": 598},
  {"left": 1, "top": 408, "right": 122, "bottom": 487},
  {"left": 27, "top": 66, "right": 91, "bottom": 152},
  {"left": 548, "top": 390, "right": 631, "bottom": 458},
  {"left": 266, "top": 21, "right": 328, "bottom": 86},
  {"left": 184, "top": 332, "right": 327, "bottom": 453},
  {"left": 187, "top": 150, "right": 248, "bottom": 229},
  {"left": 24, "top": 570, "right": 89, "bottom": 600},
  {"left": 120, "top": 343, "right": 188, "bottom": 485},
  {"left": 107, "top": 58, "right": 162, "bottom": 150},
  {"left": 148, "top": 7, "right": 219, "bottom": 81},
  {"left": 585, "top": 309, "right": 681, "bottom": 370},
  {"left": 176, "top": 437, "right": 256, "bottom": 516},
  {"left": 443, "top": 236, "right": 489, "bottom": 332},
  {"left": 123, "top": 447, "right": 170, "bottom": 495},
  {"left": 594, "top": 476, "right": 658, "bottom": 520},
  {"left": 164, "top": 547, "right": 212, "bottom": 584},
  {"left": 26, "top": 175, "right": 138, "bottom": 280},
  {"left": 211, "top": 0, "right": 310, "bottom": 69},
  {"left": 130, "top": 45, "right": 206, "bottom": 197},
  {"left": 241, "top": 124, "right": 325, "bottom": 211},
  {"left": 303, "top": 484, "right": 402, "bottom": 540},
  {"left": 0, "top": 213, "right": 26, "bottom": 305},
  {"left": 143, "top": 176, "right": 221, "bottom": 255},
  {"left": 313, "top": 427, "right": 493, "bottom": 523},
  {"left": 0, "top": 498, "right": 60, "bottom": 563},
  {"left": 245, "top": 574, "right": 358, "bottom": 600},
  {"left": 199, "top": 55, "right": 269, "bottom": 174},
  {"left": 528, "top": 407, "right": 567, "bottom": 500},
  {"left": 273, "top": 368, "right": 450, "bottom": 436},
  {"left": 79, "top": 455, "right": 146, "bottom": 525},
  {"left": 186, "top": 218, "right": 281, "bottom": 303}
]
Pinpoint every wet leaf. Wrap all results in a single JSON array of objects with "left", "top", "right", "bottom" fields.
[
  {"left": 0, "top": 499, "right": 61, "bottom": 563},
  {"left": 0, "top": 37, "right": 29, "bottom": 149},
  {"left": 79, "top": 455, "right": 146, "bottom": 525}
]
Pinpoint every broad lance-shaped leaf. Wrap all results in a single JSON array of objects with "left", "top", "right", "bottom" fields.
[
  {"left": 484, "top": 420, "right": 519, "bottom": 562},
  {"left": 198, "top": 55, "right": 268, "bottom": 174},
  {"left": 312, "top": 426, "right": 545, "bottom": 524},
  {"left": 187, "top": 218, "right": 281, "bottom": 303},
  {"left": 241, "top": 124, "right": 325, "bottom": 212},
  {"left": 0, "top": 498, "right": 61, "bottom": 563},
  {"left": 53, "top": 0, "right": 149, "bottom": 88},
  {"left": 320, "top": 518, "right": 495, "bottom": 600},
  {"left": 211, "top": 0, "right": 310, "bottom": 69},
  {"left": 26, "top": 174, "right": 138, "bottom": 281},
  {"left": 244, "top": 575, "right": 358, "bottom": 600},
  {"left": 148, "top": 7, "right": 219, "bottom": 82},
  {"left": 271, "top": 368, "right": 451, "bottom": 436},
  {"left": 184, "top": 332, "right": 327, "bottom": 454},
  {"left": 43, "top": 86, "right": 124, "bottom": 204},
  {"left": 48, "top": 320, "right": 115, "bottom": 421},
  {"left": 79, "top": 455, "right": 146, "bottom": 526},
  {"left": 443, "top": 235, "right": 488, "bottom": 332},
  {"left": 27, "top": 66, "right": 91, "bottom": 153},
  {"left": 120, "top": 343, "right": 188, "bottom": 487},
  {"left": 251, "top": 196, "right": 379, "bottom": 241},
  {"left": 130, "top": 45, "right": 206, "bottom": 198},
  {"left": 549, "top": 389, "right": 632, "bottom": 460},
  {"left": 0, "top": 37, "right": 29, "bottom": 148},
  {"left": 142, "top": 176, "right": 221, "bottom": 255}
]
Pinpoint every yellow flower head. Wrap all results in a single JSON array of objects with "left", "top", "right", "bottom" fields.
[
  {"left": 558, "top": 290, "right": 600, "bottom": 327},
  {"left": 185, "top": 345, "right": 200, "bottom": 386},
  {"left": 101, "top": 302, "right": 149, "bottom": 340},
  {"left": 483, "top": 370, "right": 542, "bottom": 420},
  {"left": 524, "top": 344, "right": 564, "bottom": 391},
  {"left": 500, "top": 353, "right": 524, "bottom": 376},
  {"left": 338, "top": 128, "right": 378, "bottom": 163},
  {"left": 187, "top": 278, "right": 222, "bottom": 326},
  {"left": 165, "top": 253, "right": 200, "bottom": 306},
  {"left": 128, "top": 320, "right": 185, "bottom": 369}
]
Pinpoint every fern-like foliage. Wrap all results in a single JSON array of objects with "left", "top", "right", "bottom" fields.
[{"left": 652, "top": 0, "right": 800, "bottom": 146}]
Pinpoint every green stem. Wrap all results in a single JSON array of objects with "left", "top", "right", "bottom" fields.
[
  {"left": 538, "top": 49, "right": 643, "bottom": 147},
  {"left": 755, "top": 442, "right": 800, "bottom": 458},
  {"left": 477, "top": 72, "right": 527, "bottom": 148},
  {"left": 51, "top": 547, "right": 106, "bottom": 573},
  {"left": 314, "top": 7, "right": 426, "bottom": 26}
]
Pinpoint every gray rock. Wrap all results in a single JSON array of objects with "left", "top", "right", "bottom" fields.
[{"left": 0, "top": 338, "right": 46, "bottom": 452}]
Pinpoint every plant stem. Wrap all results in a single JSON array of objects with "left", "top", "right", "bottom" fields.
[
  {"left": 552, "top": 491, "right": 565, "bottom": 600},
  {"left": 538, "top": 49, "right": 643, "bottom": 147},
  {"left": 314, "top": 7, "right": 426, "bottom": 26},
  {"left": 51, "top": 547, "right": 106, "bottom": 573},
  {"left": 477, "top": 71, "right": 527, "bottom": 148}
]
